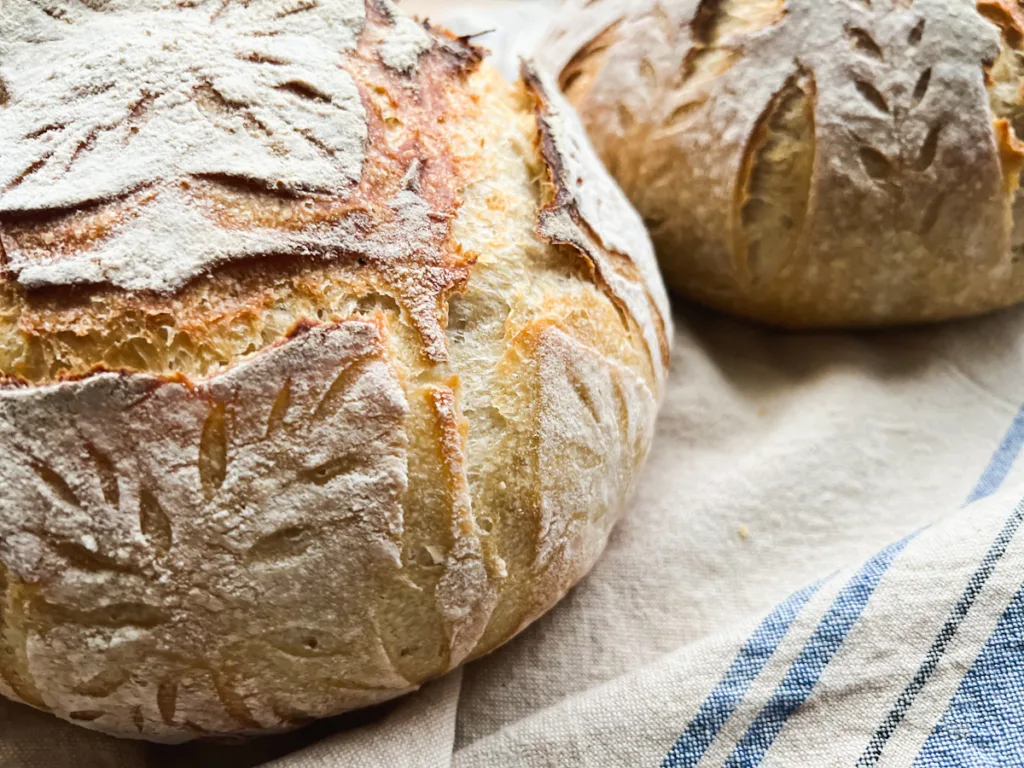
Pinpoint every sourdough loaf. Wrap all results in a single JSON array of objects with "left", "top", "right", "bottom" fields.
[
  {"left": 543, "top": 0, "right": 1024, "bottom": 327},
  {"left": 0, "top": 0, "right": 669, "bottom": 741}
]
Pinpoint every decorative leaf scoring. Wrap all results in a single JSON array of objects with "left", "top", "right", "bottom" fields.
[
  {"left": 313, "top": 358, "right": 371, "bottom": 420},
  {"left": 855, "top": 80, "right": 889, "bottom": 113},
  {"left": 909, "top": 18, "right": 926, "bottom": 45},
  {"left": 860, "top": 146, "right": 894, "bottom": 180},
  {"left": 302, "top": 452, "right": 364, "bottom": 486},
  {"left": 198, "top": 403, "right": 228, "bottom": 496},
  {"left": 246, "top": 526, "right": 312, "bottom": 563},
  {"left": 0, "top": 565, "right": 47, "bottom": 710},
  {"left": 157, "top": 680, "right": 178, "bottom": 726},
  {"left": 0, "top": 322, "right": 414, "bottom": 735},
  {"left": 52, "top": 540, "right": 137, "bottom": 574},
  {"left": 266, "top": 378, "right": 293, "bottom": 437},
  {"left": 270, "top": 702, "right": 316, "bottom": 727},
  {"left": 131, "top": 705, "right": 145, "bottom": 733},
  {"left": 36, "top": 599, "right": 170, "bottom": 629},
  {"left": 913, "top": 68, "right": 932, "bottom": 106},
  {"left": 913, "top": 122, "right": 943, "bottom": 171},
  {"left": 691, "top": 0, "right": 726, "bottom": 44},
  {"left": 85, "top": 442, "right": 119, "bottom": 509},
  {"left": 558, "top": 22, "right": 623, "bottom": 99},
  {"left": 849, "top": 26, "right": 884, "bottom": 59},
  {"left": 30, "top": 460, "right": 80, "bottom": 508},
  {"left": 73, "top": 666, "right": 131, "bottom": 698},
  {"left": 571, "top": 372, "right": 604, "bottom": 425},
  {"left": 139, "top": 488, "right": 173, "bottom": 557},
  {"left": 678, "top": 0, "right": 781, "bottom": 89},
  {"left": 211, "top": 671, "right": 261, "bottom": 730},
  {"left": 845, "top": 13, "right": 942, "bottom": 185},
  {"left": 920, "top": 192, "right": 945, "bottom": 234},
  {"left": 69, "top": 710, "right": 105, "bottom": 721}
]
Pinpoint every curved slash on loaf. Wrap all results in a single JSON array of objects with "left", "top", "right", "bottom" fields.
[
  {"left": 521, "top": 61, "right": 672, "bottom": 391},
  {"left": 426, "top": 385, "right": 498, "bottom": 667}
]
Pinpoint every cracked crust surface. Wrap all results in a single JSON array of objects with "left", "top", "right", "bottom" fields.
[
  {"left": 0, "top": 0, "right": 669, "bottom": 743},
  {"left": 543, "top": 0, "right": 1024, "bottom": 327}
]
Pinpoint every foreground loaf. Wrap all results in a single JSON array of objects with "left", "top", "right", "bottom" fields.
[
  {"left": 0, "top": 0, "right": 670, "bottom": 741},
  {"left": 543, "top": 0, "right": 1024, "bottom": 327}
]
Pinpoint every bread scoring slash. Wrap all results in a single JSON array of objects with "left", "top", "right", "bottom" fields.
[{"left": 0, "top": 0, "right": 669, "bottom": 742}]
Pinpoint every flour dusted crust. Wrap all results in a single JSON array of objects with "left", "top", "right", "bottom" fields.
[
  {"left": 0, "top": 0, "right": 668, "bottom": 742},
  {"left": 543, "top": 0, "right": 1024, "bottom": 327}
]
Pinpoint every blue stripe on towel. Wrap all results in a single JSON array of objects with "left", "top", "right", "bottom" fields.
[
  {"left": 913, "top": 582, "right": 1024, "bottom": 767},
  {"left": 722, "top": 534, "right": 915, "bottom": 768},
  {"left": 661, "top": 582, "right": 822, "bottom": 768},
  {"left": 858, "top": 500, "right": 1024, "bottom": 766},
  {"left": 966, "top": 405, "right": 1024, "bottom": 504}
]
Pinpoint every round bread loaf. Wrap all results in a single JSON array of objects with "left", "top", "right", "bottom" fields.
[
  {"left": 0, "top": 0, "right": 670, "bottom": 742},
  {"left": 542, "top": 0, "right": 1024, "bottom": 327}
]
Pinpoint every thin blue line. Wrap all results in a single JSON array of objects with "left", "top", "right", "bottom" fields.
[
  {"left": 858, "top": 500, "right": 1024, "bottom": 766},
  {"left": 722, "top": 534, "right": 915, "bottom": 768},
  {"left": 661, "top": 582, "right": 822, "bottom": 768},
  {"left": 913, "top": 582, "right": 1024, "bottom": 767},
  {"left": 966, "top": 405, "right": 1024, "bottom": 504}
]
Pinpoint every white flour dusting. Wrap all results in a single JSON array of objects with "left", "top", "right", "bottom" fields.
[
  {"left": 379, "top": 14, "right": 433, "bottom": 73},
  {"left": 12, "top": 179, "right": 445, "bottom": 293},
  {"left": 0, "top": 0, "right": 387, "bottom": 292}
]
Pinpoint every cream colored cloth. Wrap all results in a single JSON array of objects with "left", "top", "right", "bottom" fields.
[{"left": 5, "top": 3, "right": 1024, "bottom": 766}]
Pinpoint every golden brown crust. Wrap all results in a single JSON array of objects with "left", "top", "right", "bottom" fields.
[
  {"left": 543, "top": 0, "right": 1024, "bottom": 328},
  {"left": 0, "top": 1, "right": 668, "bottom": 742},
  {"left": 0, "top": 0, "right": 482, "bottom": 378}
]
